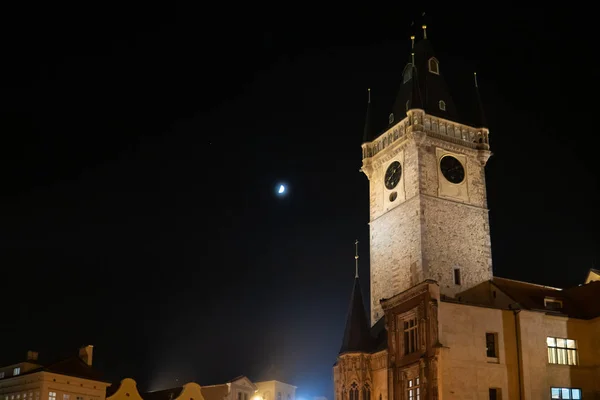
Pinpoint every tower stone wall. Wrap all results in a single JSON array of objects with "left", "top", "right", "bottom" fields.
[{"left": 362, "top": 110, "right": 492, "bottom": 324}]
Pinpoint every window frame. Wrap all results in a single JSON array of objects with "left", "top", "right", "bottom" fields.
[
  {"left": 486, "top": 332, "right": 499, "bottom": 361},
  {"left": 13, "top": 367, "right": 21, "bottom": 376},
  {"left": 428, "top": 58, "right": 439, "bottom": 75},
  {"left": 439, "top": 100, "right": 446, "bottom": 111},
  {"left": 551, "top": 387, "right": 582, "bottom": 399},
  {"left": 406, "top": 377, "right": 420, "bottom": 400},
  {"left": 399, "top": 311, "right": 419, "bottom": 356},
  {"left": 547, "top": 336, "right": 578, "bottom": 366}
]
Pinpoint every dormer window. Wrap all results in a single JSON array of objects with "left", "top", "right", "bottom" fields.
[
  {"left": 403, "top": 65, "right": 412, "bottom": 83},
  {"left": 439, "top": 100, "right": 446, "bottom": 111},
  {"left": 389, "top": 113, "right": 394, "bottom": 124},
  {"left": 428, "top": 57, "right": 439, "bottom": 74},
  {"left": 544, "top": 297, "right": 563, "bottom": 310}
]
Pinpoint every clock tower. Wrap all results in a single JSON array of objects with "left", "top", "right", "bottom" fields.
[{"left": 361, "top": 28, "right": 493, "bottom": 324}]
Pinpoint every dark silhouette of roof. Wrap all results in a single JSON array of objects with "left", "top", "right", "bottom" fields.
[
  {"left": 491, "top": 277, "right": 600, "bottom": 319},
  {"left": 200, "top": 385, "right": 229, "bottom": 400},
  {"left": 43, "top": 356, "right": 107, "bottom": 382},
  {"left": 141, "top": 387, "right": 184, "bottom": 400},
  {"left": 389, "top": 36, "right": 458, "bottom": 127},
  {"left": 339, "top": 277, "right": 373, "bottom": 354}
]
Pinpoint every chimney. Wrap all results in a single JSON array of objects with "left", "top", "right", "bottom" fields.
[
  {"left": 26, "top": 351, "right": 39, "bottom": 361},
  {"left": 78, "top": 345, "right": 93, "bottom": 366}
]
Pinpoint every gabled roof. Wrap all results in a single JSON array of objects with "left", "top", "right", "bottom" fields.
[{"left": 339, "top": 277, "right": 373, "bottom": 354}]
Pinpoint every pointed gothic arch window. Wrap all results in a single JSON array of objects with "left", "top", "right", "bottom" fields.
[
  {"left": 428, "top": 57, "right": 439, "bottom": 74},
  {"left": 439, "top": 100, "right": 446, "bottom": 111},
  {"left": 362, "top": 384, "right": 371, "bottom": 400},
  {"left": 403, "top": 65, "right": 412, "bottom": 83},
  {"left": 389, "top": 113, "right": 394, "bottom": 124},
  {"left": 349, "top": 383, "right": 358, "bottom": 400}
]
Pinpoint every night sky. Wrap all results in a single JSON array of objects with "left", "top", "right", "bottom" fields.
[{"left": 1, "top": 4, "right": 597, "bottom": 400}]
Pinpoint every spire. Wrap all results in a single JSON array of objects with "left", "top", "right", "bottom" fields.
[
  {"left": 339, "top": 242, "right": 373, "bottom": 354},
  {"left": 388, "top": 23, "right": 459, "bottom": 127},
  {"left": 473, "top": 72, "right": 487, "bottom": 128},
  {"left": 362, "top": 88, "right": 372, "bottom": 143},
  {"left": 354, "top": 239, "right": 359, "bottom": 278}
]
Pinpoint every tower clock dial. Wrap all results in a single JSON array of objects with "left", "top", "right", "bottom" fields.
[
  {"left": 384, "top": 161, "right": 402, "bottom": 190},
  {"left": 440, "top": 155, "right": 465, "bottom": 184}
]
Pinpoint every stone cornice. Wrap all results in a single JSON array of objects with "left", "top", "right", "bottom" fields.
[
  {"left": 381, "top": 280, "right": 438, "bottom": 311},
  {"left": 362, "top": 110, "right": 490, "bottom": 162}
]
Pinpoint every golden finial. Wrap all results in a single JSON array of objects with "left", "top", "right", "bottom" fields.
[
  {"left": 411, "top": 35, "right": 415, "bottom": 49},
  {"left": 422, "top": 24, "right": 427, "bottom": 39},
  {"left": 367, "top": 88, "right": 371, "bottom": 103},
  {"left": 411, "top": 52, "right": 415, "bottom": 65}
]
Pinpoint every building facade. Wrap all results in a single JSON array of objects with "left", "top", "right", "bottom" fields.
[
  {"left": 0, "top": 346, "right": 111, "bottom": 400},
  {"left": 334, "top": 25, "right": 600, "bottom": 400}
]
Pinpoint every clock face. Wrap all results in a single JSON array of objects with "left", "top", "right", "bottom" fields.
[
  {"left": 440, "top": 155, "right": 465, "bottom": 184},
  {"left": 384, "top": 161, "right": 402, "bottom": 190}
]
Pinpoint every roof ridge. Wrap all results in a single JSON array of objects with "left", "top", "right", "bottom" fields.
[{"left": 492, "top": 276, "right": 563, "bottom": 291}]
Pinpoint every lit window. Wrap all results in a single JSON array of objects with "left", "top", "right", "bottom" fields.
[
  {"left": 439, "top": 100, "right": 446, "bottom": 111},
  {"left": 49, "top": 393, "right": 57, "bottom": 400},
  {"left": 551, "top": 387, "right": 581, "bottom": 399},
  {"left": 486, "top": 332, "right": 498, "bottom": 359},
  {"left": 13, "top": 367, "right": 21, "bottom": 376},
  {"left": 403, "top": 66, "right": 412, "bottom": 83},
  {"left": 63, "top": 395, "right": 70, "bottom": 400},
  {"left": 489, "top": 388, "right": 500, "bottom": 400},
  {"left": 389, "top": 113, "right": 394, "bottom": 125},
  {"left": 428, "top": 58, "right": 439, "bottom": 74},
  {"left": 407, "top": 378, "right": 420, "bottom": 400},
  {"left": 547, "top": 337, "right": 577, "bottom": 365},
  {"left": 349, "top": 384, "right": 358, "bottom": 400},
  {"left": 453, "top": 268, "right": 461, "bottom": 285},
  {"left": 0, "top": 372, "right": 4, "bottom": 378},
  {"left": 403, "top": 317, "right": 419, "bottom": 354},
  {"left": 544, "top": 297, "right": 563, "bottom": 310}
]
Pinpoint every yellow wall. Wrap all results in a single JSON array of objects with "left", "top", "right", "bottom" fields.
[
  {"left": 438, "top": 302, "right": 519, "bottom": 400},
  {"left": 518, "top": 311, "right": 600, "bottom": 399}
]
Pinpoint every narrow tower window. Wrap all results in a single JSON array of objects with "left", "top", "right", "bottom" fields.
[
  {"left": 439, "top": 100, "right": 446, "bottom": 111},
  {"left": 428, "top": 58, "right": 439, "bottom": 74},
  {"left": 388, "top": 113, "right": 394, "bottom": 124},
  {"left": 406, "top": 100, "right": 410, "bottom": 111},
  {"left": 454, "top": 268, "right": 461, "bottom": 285}
]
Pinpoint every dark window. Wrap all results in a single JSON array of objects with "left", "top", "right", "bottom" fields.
[
  {"left": 362, "top": 385, "right": 370, "bottom": 400},
  {"left": 489, "top": 388, "right": 498, "bottom": 400},
  {"left": 453, "top": 269, "right": 461, "bottom": 285},
  {"left": 403, "top": 317, "right": 418, "bottom": 354},
  {"left": 349, "top": 384, "right": 358, "bottom": 400},
  {"left": 486, "top": 333, "right": 497, "bottom": 358}
]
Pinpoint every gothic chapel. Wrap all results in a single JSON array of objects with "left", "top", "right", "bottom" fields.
[{"left": 333, "top": 26, "right": 600, "bottom": 400}]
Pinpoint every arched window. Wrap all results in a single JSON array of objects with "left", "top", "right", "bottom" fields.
[
  {"left": 349, "top": 383, "right": 358, "bottom": 400},
  {"left": 428, "top": 57, "right": 439, "bottom": 74},
  {"left": 389, "top": 113, "right": 394, "bottom": 124},
  {"left": 403, "top": 65, "right": 412, "bottom": 83},
  {"left": 439, "top": 100, "right": 446, "bottom": 111},
  {"left": 362, "top": 384, "right": 371, "bottom": 400}
]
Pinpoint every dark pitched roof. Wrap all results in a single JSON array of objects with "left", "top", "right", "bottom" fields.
[
  {"left": 44, "top": 357, "right": 108, "bottom": 383},
  {"left": 339, "top": 277, "right": 373, "bottom": 354},
  {"left": 389, "top": 37, "right": 458, "bottom": 128},
  {"left": 491, "top": 277, "right": 600, "bottom": 319},
  {"left": 200, "top": 385, "right": 229, "bottom": 400},
  {"left": 141, "top": 387, "right": 184, "bottom": 400},
  {"left": 370, "top": 316, "right": 387, "bottom": 352}
]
